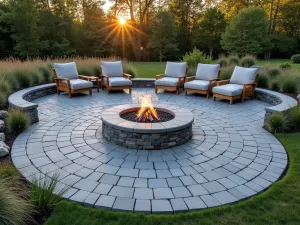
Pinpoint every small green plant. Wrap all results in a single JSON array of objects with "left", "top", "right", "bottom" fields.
[
  {"left": 182, "top": 47, "right": 212, "bottom": 68},
  {"left": 77, "top": 67, "right": 94, "bottom": 76},
  {"left": 0, "top": 162, "right": 20, "bottom": 181},
  {"left": 228, "top": 55, "right": 240, "bottom": 65},
  {"left": 280, "top": 63, "right": 291, "bottom": 70},
  {"left": 220, "top": 65, "right": 234, "bottom": 80},
  {"left": 187, "top": 67, "right": 197, "bottom": 77},
  {"left": 14, "top": 69, "right": 33, "bottom": 88},
  {"left": 123, "top": 62, "right": 137, "bottom": 78},
  {"left": 0, "top": 92, "right": 7, "bottom": 110},
  {"left": 0, "top": 79, "right": 12, "bottom": 96},
  {"left": 92, "top": 65, "right": 100, "bottom": 77},
  {"left": 267, "top": 68, "right": 281, "bottom": 78},
  {"left": 31, "top": 70, "right": 44, "bottom": 85},
  {"left": 6, "top": 110, "right": 30, "bottom": 134},
  {"left": 287, "top": 107, "right": 300, "bottom": 131},
  {"left": 240, "top": 55, "right": 256, "bottom": 67},
  {"left": 281, "top": 79, "right": 297, "bottom": 93},
  {"left": 268, "top": 113, "right": 286, "bottom": 133},
  {"left": 0, "top": 178, "right": 33, "bottom": 225},
  {"left": 291, "top": 54, "right": 300, "bottom": 64},
  {"left": 257, "top": 74, "right": 269, "bottom": 88},
  {"left": 271, "top": 80, "right": 280, "bottom": 91},
  {"left": 217, "top": 56, "right": 228, "bottom": 67},
  {"left": 29, "top": 173, "right": 70, "bottom": 216}
]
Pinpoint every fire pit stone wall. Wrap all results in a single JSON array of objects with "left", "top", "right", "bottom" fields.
[{"left": 101, "top": 104, "right": 194, "bottom": 150}]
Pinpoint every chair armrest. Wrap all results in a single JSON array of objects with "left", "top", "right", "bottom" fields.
[
  {"left": 123, "top": 73, "right": 132, "bottom": 80},
  {"left": 243, "top": 82, "right": 257, "bottom": 87},
  {"left": 208, "top": 78, "right": 220, "bottom": 85},
  {"left": 155, "top": 74, "right": 165, "bottom": 80},
  {"left": 185, "top": 76, "right": 195, "bottom": 82},
  {"left": 216, "top": 80, "right": 230, "bottom": 86}
]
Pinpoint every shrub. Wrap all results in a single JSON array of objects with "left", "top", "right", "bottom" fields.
[
  {"left": 287, "top": 107, "right": 300, "bottom": 131},
  {"left": 217, "top": 56, "right": 228, "bottom": 67},
  {"left": 31, "top": 70, "right": 44, "bottom": 85},
  {"left": 6, "top": 110, "right": 30, "bottom": 134},
  {"left": 281, "top": 79, "right": 298, "bottom": 93},
  {"left": 291, "top": 54, "right": 300, "bottom": 64},
  {"left": 240, "top": 55, "right": 256, "bottom": 67},
  {"left": 38, "top": 66, "right": 52, "bottom": 83},
  {"left": 220, "top": 65, "right": 234, "bottom": 80},
  {"left": 257, "top": 74, "right": 269, "bottom": 88},
  {"left": 280, "top": 63, "right": 291, "bottom": 70},
  {"left": 228, "top": 55, "right": 240, "bottom": 65},
  {"left": 123, "top": 62, "right": 137, "bottom": 78},
  {"left": 182, "top": 47, "right": 212, "bottom": 68},
  {"left": 267, "top": 67, "right": 281, "bottom": 78},
  {"left": 14, "top": 69, "right": 32, "bottom": 88},
  {"left": 268, "top": 113, "right": 286, "bottom": 133},
  {"left": 0, "top": 79, "right": 12, "bottom": 96},
  {"left": 77, "top": 67, "right": 94, "bottom": 76},
  {"left": 0, "top": 92, "right": 7, "bottom": 109},
  {"left": 270, "top": 80, "right": 280, "bottom": 92},
  {"left": 3, "top": 72, "right": 20, "bottom": 91},
  {"left": 29, "top": 173, "right": 70, "bottom": 216},
  {"left": 0, "top": 162, "right": 20, "bottom": 181},
  {"left": 0, "top": 178, "right": 33, "bottom": 225},
  {"left": 92, "top": 65, "right": 101, "bottom": 77}
]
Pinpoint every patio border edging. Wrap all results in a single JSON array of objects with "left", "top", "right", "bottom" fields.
[{"left": 7, "top": 81, "right": 297, "bottom": 126}]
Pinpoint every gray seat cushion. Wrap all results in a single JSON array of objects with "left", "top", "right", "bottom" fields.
[
  {"left": 195, "top": 64, "right": 220, "bottom": 81},
  {"left": 213, "top": 84, "right": 243, "bottom": 96},
  {"left": 109, "top": 77, "right": 132, "bottom": 87},
  {"left": 230, "top": 66, "right": 258, "bottom": 85},
  {"left": 165, "top": 62, "right": 187, "bottom": 78},
  {"left": 67, "top": 79, "right": 93, "bottom": 90},
  {"left": 101, "top": 61, "right": 123, "bottom": 77},
  {"left": 184, "top": 80, "right": 210, "bottom": 90},
  {"left": 54, "top": 62, "right": 79, "bottom": 79},
  {"left": 155, "top": 77, "right": 179, "bottom": 87}
]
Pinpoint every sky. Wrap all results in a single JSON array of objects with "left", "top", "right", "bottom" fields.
[{"left": 103, "top": 0, "right": 113, "bottom": 12}]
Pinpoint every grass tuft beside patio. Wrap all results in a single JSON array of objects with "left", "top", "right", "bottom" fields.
[{"left": 46, "top": 133, "right": 300, "bottom": 225}]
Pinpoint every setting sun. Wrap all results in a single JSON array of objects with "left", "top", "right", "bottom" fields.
[{"left": 119, "top": 18, "right": 126, "bottom": 25}]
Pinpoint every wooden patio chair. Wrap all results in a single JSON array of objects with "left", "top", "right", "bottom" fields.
[
  {"left": 53, "top": 62, "right": 93, "bottom": 98},
  {"left": 155, "top": 62, "right": 188, "bottom": 95},
  {"left": 100, "top": 61, "right": 132, "bottom": 94},
  {"left": 184, "top": 63, "right": 221, "bottom": 98},
  {"left": 212, "top": 66, "right": 259, "bottom": 104}
]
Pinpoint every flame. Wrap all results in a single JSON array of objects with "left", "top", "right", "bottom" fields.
[{"left": 136, "top": 95, "right": 160, "bottom": 121}]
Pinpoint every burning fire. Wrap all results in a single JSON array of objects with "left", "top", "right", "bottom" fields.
[{"left": 136, "top": 95, "right": 160, "bottom": 122}]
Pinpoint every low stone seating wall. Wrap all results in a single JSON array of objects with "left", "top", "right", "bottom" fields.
[
  {"left": 8, "top": 84, "right": 56, "bottom": 124},
  {"left": 8, "top": 81, "right": 297, "bottom": 126},
  {"left": 255, "top": 88, "right": 298, "bottom": 126}
]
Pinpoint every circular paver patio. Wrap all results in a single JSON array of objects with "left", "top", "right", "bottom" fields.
[{"left": 11, "top": 88, "right": 288, "bottom": 213}]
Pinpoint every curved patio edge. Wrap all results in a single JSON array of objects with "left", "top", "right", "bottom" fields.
[{"left": 7, "top": 81, "right": 298, "bottom": 126}]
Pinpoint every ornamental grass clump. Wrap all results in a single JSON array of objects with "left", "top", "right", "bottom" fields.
[
  {"left": 0, "top": 162, "right": 20, "bottom": 181},
  {"left": 31, "top": 69, "right": 45, "bottom": 85},
  {"left": 0, "top": 178, "right": 33, "bottom": 225},
  {"left": 240, "top": 55, "right": 256, "bottom": 67},
  {"left": 257, "top": 73, "right": 269, "bottom": 88},
  {"left": 0, "top": 92, "right": 7, "bottom": 110},
  {"left": 6, "top": 110, "right": 30, "bottom": 134},
  {"left": 268, "top": 113, "right": 286, "bottom": 133},
  {"left": 77, "top": 67, "right": 94, "bottom": 76},
  {"left": 291, "top": 54, "right": 300, "bottom": 64},
  {"left": 220, "top": 65, "right": 234, "bottom": 80},
  {"left": 3, "top": 72, "right": 20, "bottom": 91},
  {"left": 123, "top": 62, "right": 137, "bottom": 78},
  {"left": 270, "top": 80, "right": 280, "bottom": 92},
  {"left": 267, "top": 67, "right": 281, "bottom": 78},
  {"left": 280, "top": 63, "right": 291, "bottom": 70},
  {"left": 228, "top": 55, "right": 240, "bottom": 65},
  {"left": 182, "top": 48, "right": 212, "bottom": 68},
  {"left": 0, "top": 79, "right": 12, "bottom": 96},
  {"left": 217, "top": 56, "right": 228, "bottom": 67},
  {"left": 287, "top": 107, "right": 300, "bottom": 132},
  {"left": 13, "top": 69, "right": 33, "bottom": 88},
  {"left": 29, "top": 173, "right": 70, "bottom": 216},
  {"left": 281, "top": 78, "right": 298, "bottom": 93}
]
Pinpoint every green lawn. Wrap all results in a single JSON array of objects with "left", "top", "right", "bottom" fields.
[
  {"left": 131, "top": 59, "right": 300, "bottom": 78},
  {"left": 46, "top": 133, "right": 300, "bottom": 225}
]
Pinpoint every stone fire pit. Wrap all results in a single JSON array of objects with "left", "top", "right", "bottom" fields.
[{"left": 101, "top": 104, "right": 194, "bottom": 150}]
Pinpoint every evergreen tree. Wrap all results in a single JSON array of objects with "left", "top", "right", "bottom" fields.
[
  {"left": 221, "top": 7, "right": 269, "bottom": 55},
  {"left": 147, "top": 11, "right": 178, "bottom": 62}
]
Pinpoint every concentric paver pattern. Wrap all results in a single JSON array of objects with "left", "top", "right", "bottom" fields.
[{"left": 11, "top": 89, "right": 288, "bottom": 213}]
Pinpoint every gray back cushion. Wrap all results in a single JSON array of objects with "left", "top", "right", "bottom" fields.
[
  {"left": 195, "top": 63, "right": 220, "bottom": 81},
  {"left": 165, "top": 62, "right": 187, "bottom": 78},
  {"left": 230, "top": 66, "right": 258, "bottom": 85},
  {"left": 54, "top": 62, "right": 79, "bottom": 79},
  {"left": 101, "top": 61, "right": 123, "bottom": 77}
]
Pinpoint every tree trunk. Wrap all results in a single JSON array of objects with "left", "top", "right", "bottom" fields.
[
  {"left": 209, "top": 47, "right": 213, "bottom": 58},
  {"left": 159, "top": 50, "right": 162, "bottom": 62}
]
